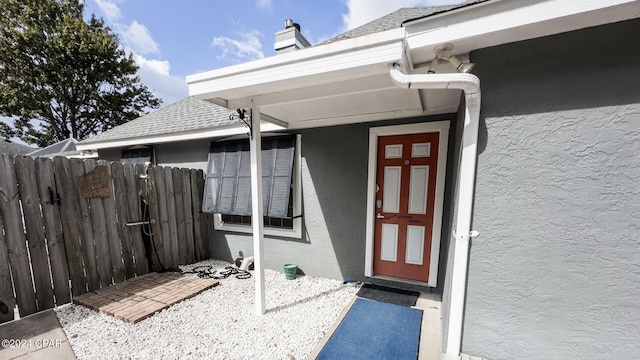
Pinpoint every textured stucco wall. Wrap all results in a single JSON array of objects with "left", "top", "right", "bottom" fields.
[
  {"left": 212, "top": 116, "right": 457, "bottom": 283},
  {"left": 462, "top": 19, "right": 640, "bottom": 359},
  {"left": 97, "top": 139, "right": 210, "bottom": 170},
  {"left": 212, "top": 125, "right": 369, "bottom": 280},
  {"left": 95, "top": 131, "right": 368, "bottom": 279},
  {"left": 153, "top": 139, "right": 209, "bottom": 170}
]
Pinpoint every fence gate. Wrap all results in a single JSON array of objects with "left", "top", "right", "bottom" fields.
[{"left": 0, "top": 154, "right": 209, "bottom": 324}]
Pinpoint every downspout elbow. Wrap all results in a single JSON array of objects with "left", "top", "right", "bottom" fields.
[{"left": 389, "top": 63, "right": 480, "bottom": 100}]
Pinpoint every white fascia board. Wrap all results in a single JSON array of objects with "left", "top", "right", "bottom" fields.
[
  {"left": 405, "top": 0, "right": 640, "bottom": 59},
  {"left": 187, "top": 28, "right": 406, "bottom": 99},
  {"left": 75, "top": 122, "right": 284, "bottom": 151}
]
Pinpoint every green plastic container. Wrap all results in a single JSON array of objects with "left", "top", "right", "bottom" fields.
[{"left": 283, "top": 264, "right": 298, "bottom": 280}]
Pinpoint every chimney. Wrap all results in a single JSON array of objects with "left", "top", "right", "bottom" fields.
[{"left": 274, "top": 19, "right": 311, "bottom": 54}]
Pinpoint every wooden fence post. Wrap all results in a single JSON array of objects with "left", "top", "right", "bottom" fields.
[
  {"left": 110, "top": 162, "right": 136, "bottom": 280},
  {"left": 35, "top": 157, "right": 71, "bottom": 305},
  {"left": 0, "top": 208, "right": 16, "bottom": 324},
  {"left": 123, "top": 163, "right": 148, "bottom": 276},
  {"left": 0, "top": 154, "right": 37, "bottom": 317},
  {"left": 53, "top": 157, "right": 89, "bottom": 296},
  {"left": 14, "top": 156, "right": 55, "bottom": 311}
]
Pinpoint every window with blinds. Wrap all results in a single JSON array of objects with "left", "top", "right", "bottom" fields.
[
  {"left": 121, "top": 147, "right": 153, "bottom": 164},
  {"left": 203, "top": 135, "right": 296, "bottom": 228}
]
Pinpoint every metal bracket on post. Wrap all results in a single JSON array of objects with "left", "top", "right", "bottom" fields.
[
  {"left": 230, "top": 108, "right": 253, "bottom": 139},
  {"left": 452, "top": 230, "right": 480, "bottom": 240}
]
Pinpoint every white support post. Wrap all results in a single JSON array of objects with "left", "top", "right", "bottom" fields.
[{"left": 249, "top": 101, "right": 266, "bottom": 315}]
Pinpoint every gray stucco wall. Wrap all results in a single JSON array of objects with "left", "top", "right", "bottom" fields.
[
  {"left": 211, "top": 125, "right": 369, "bottom": 280},
  {"left": 212, "top": 115, "right": 457, "bottom": 284},
  {"left": 462, "top": 19, "right": 640, "bottom": 359},
  {"left": 98, "top": 139, "right": 210, "bottom": 170}
]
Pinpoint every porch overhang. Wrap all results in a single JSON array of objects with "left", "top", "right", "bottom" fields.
[
  {"left": 186, "top": 0, "right": 640, "bottom": 129},
  {"left": 186, "top": 28, "right": 463, "bottom": 128}
]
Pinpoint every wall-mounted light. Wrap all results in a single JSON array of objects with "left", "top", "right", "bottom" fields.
[
  {"left": 428, "top": 44, "right": 475, "bottom": 74},
  {"left": 229, "top": 108, "right": 253, "bottom": 139}
]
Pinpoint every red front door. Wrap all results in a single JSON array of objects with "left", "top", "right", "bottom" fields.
[{"left": 373, "top": 133, "right": 439, "bottom": 282}]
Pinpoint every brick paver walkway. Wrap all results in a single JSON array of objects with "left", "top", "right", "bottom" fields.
[{"left": 73, "top": 272, "right": 218, "bottom": 323}]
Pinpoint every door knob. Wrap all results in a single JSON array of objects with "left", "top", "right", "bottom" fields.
[{"left": 376, "top": 213, "right": 385, "bottom": 219}]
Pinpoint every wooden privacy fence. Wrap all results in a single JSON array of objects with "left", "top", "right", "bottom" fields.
[{"left": 0, "top": 154, "right": 209, "bottom": 324}]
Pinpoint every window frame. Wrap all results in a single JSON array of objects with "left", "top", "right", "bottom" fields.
[
  {"left": 212, "top": 134, "right": 302, "bottom": 238},
  {"left": 121, "top": 146, "right": 154, "bottom": 164}
]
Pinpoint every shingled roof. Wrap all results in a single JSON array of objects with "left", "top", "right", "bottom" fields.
[
  {"left": 320, "top": 1, "right": 488, "bottom": 45},
  {"left": 0, "top": 139, "right": 36, "bottom": 155},
  {"left": 80, "top": 97, "right": 235, "bottom": 145},
  {"left": 27, "top": 137, "right": 78, "bottom": 157},
  {"left": 81, "top": 2, "right": 489, "bottom": 147}
]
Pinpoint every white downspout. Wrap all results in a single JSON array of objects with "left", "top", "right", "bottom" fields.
[{"left": 390, "top": 64, "right": 480, "bottom": 359}]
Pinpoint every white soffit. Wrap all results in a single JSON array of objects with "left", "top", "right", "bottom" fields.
[
  {"left": 261, "top": 87, "right": 423, "bottom": 127},
  {"left": 404, "top": 0, "right": 640, "bottom": 66}
]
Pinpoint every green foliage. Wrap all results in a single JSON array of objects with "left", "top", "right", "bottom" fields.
[
  {"left": 0, "top": 121, "right": 15, "bottom": 139},
  {"left": 0, "top": 0, "right": 161, "bottom": 147}
]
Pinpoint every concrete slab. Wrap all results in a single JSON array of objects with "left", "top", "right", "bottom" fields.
[
  {"left": 0, "top": 309, "right": 76, "bottom": 359},
  {"left": 417, "top": 292, "right": 442, "bottom": 360}
]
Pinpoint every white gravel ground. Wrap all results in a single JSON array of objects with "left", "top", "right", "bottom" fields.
[{"left": 54, "top": 259, "right": 359, "bottom": 360}]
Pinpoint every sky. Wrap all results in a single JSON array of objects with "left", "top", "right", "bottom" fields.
[{"left": 3, "top": 0, "right": 464, "bottom": 145}]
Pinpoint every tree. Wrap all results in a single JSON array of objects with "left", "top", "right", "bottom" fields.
[
  {"left": 0, "top": 0, "right": 161, "bottom": 147},
  {"left": 0, "top": 121, "right": 15, "bottom": 140}
]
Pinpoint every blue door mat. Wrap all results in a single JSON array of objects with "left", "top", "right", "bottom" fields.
[
  {"left": 316, "top": 298, "right": 423, "bottom": 360},
  {"left": 357, "top": 283, "right": 420, "bottom": 307}
]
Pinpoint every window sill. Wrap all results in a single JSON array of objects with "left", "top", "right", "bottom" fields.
[{"left": 212, "top": 214, "right": 302, "bottom": 239}]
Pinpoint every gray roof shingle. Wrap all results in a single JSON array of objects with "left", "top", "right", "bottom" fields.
[
  {"left": 80, "top": 97, "right": 236, "bottom": 145},
  {"left": 0, "top": 139, "right": 36, "bottom": 155},
  {"left": 319, "top": 1, "right": 488, "bottom": 45},
  {"left": 27, "top": 138, "right": 78, "bottom": 157}
]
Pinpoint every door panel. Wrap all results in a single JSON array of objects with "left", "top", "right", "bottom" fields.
[
  {"left": 382, "top": 166, "right": 401, "bottom": 213},
  {"left": 405, "top": 225, "right": 425, "bottom": 265},
  {"left": 373, "top": 132, "right": 439, "bottom": 282},
  {"left": 408, "top": 165, "right": 429, "bottom": 215},
  {"left": 380, "top": 224, "right": 399, "bottom": 262}
]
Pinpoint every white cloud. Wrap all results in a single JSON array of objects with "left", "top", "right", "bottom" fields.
[
  {"left": 212, "top": 29, "right": 265, "bottom": 63},
  {"left": 133, "top": 54, "right": 188, "bottom": 106},
  {"left": 257, "top": 0, "right": 272, "bottom": 11},
  {"left": 90, "top": 0, "right": 186, "bottom": 106},
  {"left": 133, "top": 54, "right": 170, "bottom": 76},
  {"left": 121, "top": 21, "right": 160, "bottom": 56},
  {"left": 94, "top": 0, "right": 123, "bottom": 22},
  {"left": 342, "top": 0, "right": 465, "bottom": 31}
]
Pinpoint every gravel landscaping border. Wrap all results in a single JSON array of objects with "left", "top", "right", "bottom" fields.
[{"left": 55, "top": 259, "right": 359, "bottom": 360}]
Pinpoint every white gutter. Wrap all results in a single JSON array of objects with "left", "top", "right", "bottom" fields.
[
  {"left": 75, "top": 122, "right": 285, "bottom": 151},
  {"left": 390, "top": 64, "right": 480, "bottom": 359}
]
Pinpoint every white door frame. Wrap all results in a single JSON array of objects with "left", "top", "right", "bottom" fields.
[{"left": 364, "top": 121, "right": 450, "bottom": 287}]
